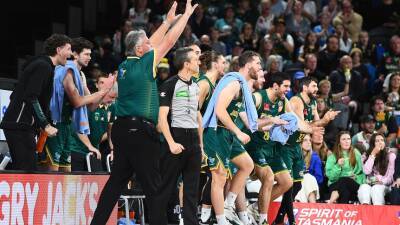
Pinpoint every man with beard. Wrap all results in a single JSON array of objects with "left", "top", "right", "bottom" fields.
[
  {"left": 352, "top": 114, "right": 376, "bottom": 156},
  {"left": 245, "top": 73, "right": 321, "bottom": 225},
  {"left": 46, "top": 37, "right": 115, "bottom": 172},
  {"left": 0, "top": 34, "right": 71, "bottom": 171},
  {"left": 202, "top": 51, "right": 261, "bottom": 225},
  {"left": 273, "top": 76, "right": 339, "bottom": 225}
]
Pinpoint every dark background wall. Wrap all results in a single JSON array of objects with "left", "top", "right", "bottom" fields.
[{"left": 0, "top": 0, "right": 123, "bottom": 79}]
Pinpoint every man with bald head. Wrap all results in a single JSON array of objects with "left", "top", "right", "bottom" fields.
[{"left": 329, "top": 55, "right": 364, "bottom": 125}]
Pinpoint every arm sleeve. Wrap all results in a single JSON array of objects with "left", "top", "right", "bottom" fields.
[
  {"left": 363, "top": 155, "right": 375, "bottom": 175},
  {"left": 23, "top": 61, "right": 51, "bottom": 129},
  {"left": 379, "top": 152, "right": 396, "bottom": 185},
  {"left": 325, "top": 154, "right": 342, "bottom": 182},
  {"left": 159, "top": 80, "right": 175, "bottom": 107}
]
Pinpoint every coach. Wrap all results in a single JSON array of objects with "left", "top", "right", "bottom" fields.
[{"left": 90, "top": 1, "right": 198, "bottom": 224}]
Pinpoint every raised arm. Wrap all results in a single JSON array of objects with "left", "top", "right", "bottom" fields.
[{"left": 154, "top": 0, "right": 198, "bottom": 64}]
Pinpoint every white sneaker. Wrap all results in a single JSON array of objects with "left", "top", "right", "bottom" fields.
[
  {"left": 247, "top": 202, "right": 259, "bottom": 225},
  {"left": 225, "top": 205, "right": 244, "bottom": 225}
]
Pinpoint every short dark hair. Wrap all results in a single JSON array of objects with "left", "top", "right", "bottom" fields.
[
  {"left": 298, "top": 76, "right": 318, "bottom": 92},
  {"left": 43, "top": 34, "right": 72, "bottom": 56},
  {"left": 199, "top": 50, "right": 223, "bottom": 71},
  {"left": 174, "top": 47, "right": 194, "bottom": 71},
  {"left": 71, "top": 37, "right": 94, "bottom": 54},
  {"left": 327, "top": 34, "right": 339, "bottom": 43},
  {"left": 264, "top": 72, "right": 291, "bottom": 88},
  {"left": 238, "top": 51, "right": 260, "bottom": 68},
  {"left": 371, "top": 95, "right": 385, "bottom": 105}
]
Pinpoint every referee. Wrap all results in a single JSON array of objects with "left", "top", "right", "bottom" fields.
[
  {"left": 154, "top": 47, "right": 202, "bottom": 225},
  {"left": 90, "top": 1, "right": 198, "bottom": 224}
]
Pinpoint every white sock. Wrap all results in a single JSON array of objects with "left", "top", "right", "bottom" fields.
[
  {"left": 216, "top": 214, "right": 228, "bottom": 225},
  {"left": 259, "top": 214, "right": 268, "bottom": 224},
  {"left": 225, "top": 192, "right": 238, "bottom": 207},
  {"left": 238, "top": 211, "right": 250, "bottom": 224},
  {"left": 201, "top": 207, "right": 212, "bottom": 222}
]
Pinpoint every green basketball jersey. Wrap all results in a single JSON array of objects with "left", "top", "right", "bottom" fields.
[
  {"left": 246, "top": 90, "right": 286, "bottom": 150},
  {"left": 197, "top": 75, "right": 215, "bottom": 115},
  {"left": 287, "top": 94, "right": 316, "bottom": 144},
  {"left": 115, "top": 50, "right": 159, "bottom": 123}
]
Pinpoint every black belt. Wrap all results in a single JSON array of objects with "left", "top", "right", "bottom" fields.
[
  {"left": 171, "top": 127, "right": 198, "bottom": 135},
  {"left": 117, "top": 116, "right": 156, "bottom": 128}
]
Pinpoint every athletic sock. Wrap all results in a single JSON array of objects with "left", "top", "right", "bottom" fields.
[
  {"left": 201, "top": 207, "right": 212, "bottom": 222},
  {"left": 225, "top": 192, "right": 238, "bottom": 208},
  {"left": 238, "top": 211, "right": 250, "bottom": 224},
  {"left": 259, "top": 214, "right": 268, "bottom": 224},
  {"left": 216, "top": 214, "right": 229, "bottom": 225}
]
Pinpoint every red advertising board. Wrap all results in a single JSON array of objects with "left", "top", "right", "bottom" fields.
[
  {"left": 268, "top": 202, "right": 400, "bottom": 225},
  {"left": 0, "top": 173, "right": 116, "bottom": 225}
]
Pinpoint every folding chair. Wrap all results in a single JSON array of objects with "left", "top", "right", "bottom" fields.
[
  {"left": 106, "top": 154, "right": 146, "bottom": 225},
  {"left": 86, "top": 152, "right": 104, "bottom": 172}
]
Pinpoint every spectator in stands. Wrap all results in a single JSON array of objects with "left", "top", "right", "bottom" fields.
[
  {"left": 303, "top": 53, "right": 325, "bottom": 81},
  {"left": 352, "top": 31, "right": 376, "bottom": 64},
  {"left": 371, "top": 96, "right": 399, "bottom": 145},
  {"left": 352, "top": 115, "right": 376, "bottom": 160},
  {"left": 265, "top": 55, "right": 283, "bottom": 76},
  {"left": 270, "top": 0, "right": 288, "bottom": 17},
  {"left": 380, "top": 36, "right": 400, "bottom": 90},
  {"left": 214, "top": 4, "right": 243, "bottom": 50},
  {"left": 329, "top": 55, "right": 363, "bottom": 123},
  {"left": 156, "top": 58, "right": 171, "bottom": 86},
  {"left": 385, "top": 72, "right": 400, "bottom": 110},
  {"left": 258, "top": 37, "right": 275, "bottom": 70},
  {"left": 389, "top": 150, "right": 400, "bottom": 205},
  {"left": 0, "top": 34, "right": 71, "bottom": 171},
  {"left": 285, "top": 0, "right": 312, "bottom": 45},
  {"left": 112, "top": 19, "right": 133, "bottom": 58},
  {"left": 226, "top": 56, "right": 238, "bottom": 73},
  {"left": 225, "top": 40, "right": 244, "bottom": 63},
  {"left": 298, "top": 33, "right": 320, "bottom": 63},
  {"left": 239, "top": 23, "right": 259, "bottom": 51},
  {"left": 333, "top": 0, "right": 363, "bottom": 42},
  {"left": 312, "top": 129, "right": 332, "bottom": 201},
  {"left": 316, "top": 96, "right": 329, "bottom": 119},
  {"left": 209, "top": 27, "right": 227, "bottom": 56},
  {"left": 255, "top": 0, "right": 275, "bottom": 37},
  {"left": 190, "top": 4, "right": 213, "bottom": 39},
  {"left": 322, "top": 0, "right": 339, "bottom": 23},
  {"left": 301, "top": 0, "right": 317, "bottom": 23},
  {"left": 350, "top": 48, "right": 370, "bottom": 102},
  {"left": 176, "top": 24, "right": 199, "bottom": 49},
  {"left": 358, "top": 134, "right": 396, "bottom": 205},
  {"left": 236, "top": 0, "right": 258, "bottom": 25},
  {"left": 313, "top": 12, "right": 335, "bottom": 48},
  {"left": 317, "top": 35, "right": 347, "bottom": 76},
  {"left": 358, "top": 133, "right": 396, "bottom": 205},
  {"left": 128, "top": 0, "right": 151, "bottom": 31},
  {"left": 312, "top": 130, "right": 331, "bottom": 164},
  {"left": 265, "top": 17, "right": 294, "bottom": 65},
  {"left": 295, "top": 134, "right": 323, "bottom": 203},
  {"left": 326, "top": 131, "right": 366, "bottom": 204},
  {"left": 334, "top": 23, "right": 353, "bottom": 53}
]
